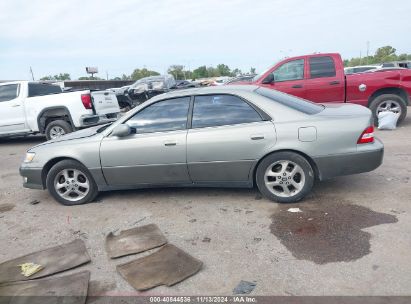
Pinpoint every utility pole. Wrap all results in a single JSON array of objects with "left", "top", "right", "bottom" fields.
[
  {"left": 106, "top": 71, "right": 109, "bottom": 80},
  {"left": 29, "top": 66, "right": 35, "bottom": 81},
  {"left": 366, "top": 41, "right": 370, "bottom": 64}
]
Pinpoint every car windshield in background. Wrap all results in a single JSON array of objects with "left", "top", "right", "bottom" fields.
[{"left": 255, "top": 87, "right": 324, "bottom": 114}]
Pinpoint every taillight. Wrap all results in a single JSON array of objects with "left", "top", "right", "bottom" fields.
[
  {"left": 81, "top": 94, "right": 92, "bottom": 109},
  {"left": 357, "top": 126, "right": 374, "bottom": 144}
]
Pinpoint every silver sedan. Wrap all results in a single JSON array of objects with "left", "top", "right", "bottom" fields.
[{"left": 20, "top": 85, "right": 383, "bottom": 205}]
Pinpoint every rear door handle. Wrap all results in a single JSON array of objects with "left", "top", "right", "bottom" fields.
[
  {"left": 164, "top": 141, "right": 177, "bottom": 146},
  {"left": 329, "top": 81, "right": 340, "bottom": 85},
  {"left": 291, "top": 84, "right": 303, "bottom": 88},
  {"left": 250, "top": 134, "right": 264, "bottom": 140}
]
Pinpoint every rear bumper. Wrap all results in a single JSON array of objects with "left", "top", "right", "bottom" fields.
[
  {"left": 313, "top": 138, "right": 384, "bottom": 180},
  {"left": 19, "top": 166, "right": 44, "bottom": 190},
  {"left": 79, "top": 113, "right": 119, "bottom": 127}
]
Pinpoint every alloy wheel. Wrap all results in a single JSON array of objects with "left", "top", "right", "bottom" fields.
[
  {"left": 264, "top": 160, "right": 305, "bottom": 197},
  {"left": 54, "top": 169, "right": 90, "bottom": 202}
]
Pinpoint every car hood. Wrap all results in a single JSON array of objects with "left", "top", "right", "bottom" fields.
[{"left": 31, "top": 125, "right": 103, "bottom": 150}]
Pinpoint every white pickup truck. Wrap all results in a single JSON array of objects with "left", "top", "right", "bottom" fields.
[{"left": 0, "top": 81, "right": 120, "bottom": 140}]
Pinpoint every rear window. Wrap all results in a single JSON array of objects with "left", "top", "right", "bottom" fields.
[
  {"left": 28, "top": 83, "right": 62, "bottom": 97},
  {"left": 255, "top": 87, "right": 324, "bottom": 115},
  {"left": 309, "top": 56, "right": 336, "bottom": 78}
]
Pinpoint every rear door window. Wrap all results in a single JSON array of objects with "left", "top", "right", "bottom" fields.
[
  {"left": 192, "top": 94, "right": 262, "bottom": 128},
  {"left": 309, "top": 56, "right": 336, "bottom": 78},
  {"left": 0, "top": 84, "right": 19, "bottom": 102},
  {"left": 28, "top": 83, "right": 62, "bottom": 97}
]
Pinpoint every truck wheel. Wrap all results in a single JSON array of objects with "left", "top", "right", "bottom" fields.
[
  {"left": 256, "top": 152, "right": 315, "bottom": 203},
  {"left": 45, "top": 120, "right": 73, "bottom": 140},
  {"left": 46, "top": 159, "right": 98, "bottom": 206},
  {"left": 369, "top": 94, "right": 407, "bottom": 125}
]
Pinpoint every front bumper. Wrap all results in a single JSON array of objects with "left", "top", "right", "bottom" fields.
[
  {"left": 313, "top": 138, "right": 384, "bottom": 180},
  {"left": 79, "top": 113, "right": 119, "bottom": 127},
  {"left": 20, "top": 166, "right": 45, "bottom": 190}
]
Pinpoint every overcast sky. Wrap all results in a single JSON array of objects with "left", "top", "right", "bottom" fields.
[{"left": 1, "top": 0, "right": 410, "bottom": 80}]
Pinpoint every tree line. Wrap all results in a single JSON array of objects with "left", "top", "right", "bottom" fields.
[
  {"left": 40, "top": 45, "right": 411, "bottom": 81},
  {"left": 344, "top": 45, "right": 411, "bottom": 67}
]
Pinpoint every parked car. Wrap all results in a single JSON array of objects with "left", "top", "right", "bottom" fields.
[
  {"left": 241, "top": 53, "right": 411, "bottom": 124},
  {"left": 381, "top": 61, "right": 411, "bottom": 69},
  {"left": 20, "top": 85, "right": 383, "bottom": 206},
  {"left": 175, "top": 80, "right": 197, "bottom": 89},
  {"left": 0, "top": 81, "right": 120, "bottom": 140},
  {"left": 344, "top": 65, "right": 380, "bottom": 74},
  {"left": 226, "top": 74, "right": 256, "bottom": 84}
]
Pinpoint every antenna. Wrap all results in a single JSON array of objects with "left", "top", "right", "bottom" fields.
[{"left": 30, "top": 66, "right": 35, "bottom": 81}]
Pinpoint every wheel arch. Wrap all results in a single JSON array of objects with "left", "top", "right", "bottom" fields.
[
  {"left": 37, "top": 106, "right": 75, "bottom": 133},
  {"left": 367, "top": 87, "right": 409, "bottom": 107},
  {"left": 41, "top": 156, "right": 87, "bottom": 188},
  {"left": 252, "top": 149, "right": 320, "bottom": 185}
]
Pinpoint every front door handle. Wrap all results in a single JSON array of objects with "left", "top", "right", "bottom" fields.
[
  {"left": 250, "top": 134, "right": 265, "bottom": 140},
  {"left": 329, "top": 81, "right": 340, "bottom": 85},
  {"left": 291, "top": 84, "right": 303, "bottom": 88},
  {"left": 164, "top": 141, "right": 177, "bottom": 146},
  {"left": 11, "top": 104, "right": 21, "bottom": 107}
]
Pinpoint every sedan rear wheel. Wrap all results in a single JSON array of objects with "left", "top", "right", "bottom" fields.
[
  {"left": 46, "top": 160, "right": 98, "bottom": 206},
  {"left": 256, "top": 152, "right": 314, "bottom": 203}
]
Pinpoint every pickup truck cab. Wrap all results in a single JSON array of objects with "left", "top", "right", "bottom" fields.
[
  {"left": 248, "top": 53, "right": 410, "bottom": 123},
  {"left": 0, "top": 81, "right": 120, "bottom": 140}
]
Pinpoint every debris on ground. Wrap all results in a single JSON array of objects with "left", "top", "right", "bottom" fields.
[
  {"left": 0, "top": 239, "right": 90, "bottom": 284},
  {"left": 18, "top": 262, "right": 43, "bottom": 277},
  {"left": 0, "top": 271, "right": 90, "bottom": 299},
  {"left": 105, "top": 224, "right": 167, "bottom": 258},
  {"left": 117, "top": 244, "right": 202, "bottom": 291},
  {"left": 202, "top": 237, "right": 211, "bottom": 243},
  {"left": 287, "top": 208, "right": 302, "bottom": 213},
  {"left": 233, "top": 280, "right": 257, "bottom": 294},
  {"left": 29, "top": 200, "right": 40, "bottom": 205}
]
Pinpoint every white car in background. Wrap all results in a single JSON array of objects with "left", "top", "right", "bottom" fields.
[
  {"left": 344, "top": 65, "right": 381, "bottom": 74},
  {"left": 0, "top": 81, "right": 120, "bottom": 140}
]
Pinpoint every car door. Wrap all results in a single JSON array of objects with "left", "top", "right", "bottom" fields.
[
  {"left": 0, "top": 83, "right": 26, "bottom": 134},
  {"left": 100, "top": 97, "right": 191, "bottom": 186},
  {"left": 260, "top": 58, "right": 307, "bottom": 99},
  {"left": 187, "top": 94, "right": 277, "bottom": 184},
  {"left": 304, "top": 55, "right": 345, "bottom": 102}
]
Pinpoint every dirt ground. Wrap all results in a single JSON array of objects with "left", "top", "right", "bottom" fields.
[{"left": 1, "top": 111, "right": 410, "bottom": 297}]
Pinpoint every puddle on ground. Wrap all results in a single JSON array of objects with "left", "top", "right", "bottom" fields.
[
  {"left": 270, "top": 198, "right": 398, "bottom": 264},
  {"left": 0, "top": 203, "right": 15, "bottom": 213}
]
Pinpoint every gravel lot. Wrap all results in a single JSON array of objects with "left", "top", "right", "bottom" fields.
[{"left": 1, "top": 111, "right": 410, "bottom": 297}]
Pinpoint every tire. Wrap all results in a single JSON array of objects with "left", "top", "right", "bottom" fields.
[
  {"left": 45, "top": 120, "right": 73, "bottom": 140},
  {"left": 369, "top": 94, "right": 407, "bottom": 125},
  {"left": 256, "top": 152, "right": 315, "bottom": 203},
  {"left": 46, "top": 159, "right": 98, "bottom": 206}
]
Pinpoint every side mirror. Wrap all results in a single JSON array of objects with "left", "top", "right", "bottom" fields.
[
  {"left": 111, "top": 124, "right": 131, "bottom": 137},
  {"left": 262, "top": 73, "right": 274, "bottom": 84}
]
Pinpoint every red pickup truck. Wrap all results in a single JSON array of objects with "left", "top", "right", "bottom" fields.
[{"left": 241, "top": 53, "right": 410, "bottom": 123}]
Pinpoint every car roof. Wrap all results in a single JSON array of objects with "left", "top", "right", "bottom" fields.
[{"left": 150, "top": 85, "right": 259, "bottom": 101}]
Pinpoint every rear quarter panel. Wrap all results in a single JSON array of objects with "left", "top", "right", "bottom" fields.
[{"left": 346, "top": 70, "right": 411, "bottom": 106}]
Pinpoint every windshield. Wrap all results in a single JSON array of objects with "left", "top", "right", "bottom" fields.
[{"left": 255, "top": 87, "right": 324, "bottom": 114}]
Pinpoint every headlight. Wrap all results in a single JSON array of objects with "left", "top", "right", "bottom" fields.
[{"left": 24, "top": 152, "right": 36, "bottom": 163}]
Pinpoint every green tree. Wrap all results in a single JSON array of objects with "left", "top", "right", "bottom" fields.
[
  {"left": 130, "top": 68, "right": 160, "bottom": 80},
  {"left": 374, "top": 45, "right": 397, "bottom": 62},
  {"left": 78, "top": 76, "right": 103, "bottom": 80},
  {"left": 192, "top": 66, "right": 208, "bottom": 79},
  {"left": 168, "top": 65, "right": 186, "bottom": 79},
  {"left": 249, "top": 67, "right": 256, "bottom": 74},
  {"left": 40, "top": 73, "right": 71, "bottom": 81},
  {"left": 216, "top": 64, "right": 231, "bottom": 76},
  {"left": 231, "top": 68, "right": 242, "bottom": 76}
]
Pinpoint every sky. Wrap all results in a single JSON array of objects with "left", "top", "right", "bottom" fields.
[{"left": 1, "top": 0, "right": 411, "bottom": 80}]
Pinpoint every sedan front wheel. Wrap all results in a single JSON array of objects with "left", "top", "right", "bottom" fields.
[
  {"left": 46, "top": 159, "right": 98, "bottom": 206},
  {"left": 256, "top": 152, "right": 315, "bottom": 203}
]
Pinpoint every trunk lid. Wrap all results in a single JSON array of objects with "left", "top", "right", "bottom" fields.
[{"left": 316, "top": 103, "right": 371, "bottom": 118}]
